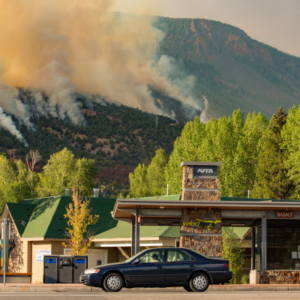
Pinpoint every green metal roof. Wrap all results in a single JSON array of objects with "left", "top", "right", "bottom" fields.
[
  {"left": 6, "top": 203, "right": 36, "bottom": 236},
  {"left": 93, "top": 220, "right": 180, "bottom": 239},
  {"left": 6, "top": 196, "right": 179, "bottom": 240}
]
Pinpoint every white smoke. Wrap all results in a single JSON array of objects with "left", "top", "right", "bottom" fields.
[{"left": 0, "top": 107, "right": 28, "bottom": 146}]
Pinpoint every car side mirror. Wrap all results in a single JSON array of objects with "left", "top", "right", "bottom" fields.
[{"left": 133, "top": 258, "right": 140, "bottom": 265}]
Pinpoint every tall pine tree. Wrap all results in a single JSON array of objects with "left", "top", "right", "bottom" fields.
[{"left": 253, "top": 107, "right": 294, "bottom": 199}]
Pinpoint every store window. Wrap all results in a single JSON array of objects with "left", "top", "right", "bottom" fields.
[{"left": 267, "top": 220, "right": 300, "bottom": 270}]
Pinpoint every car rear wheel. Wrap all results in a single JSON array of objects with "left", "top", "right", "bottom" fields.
[
  {"left": 103, "top": 273, "right": 123, "bottom": 292},
  {"left": 189, "top": 273, "right": 209, "bottom": 292}
]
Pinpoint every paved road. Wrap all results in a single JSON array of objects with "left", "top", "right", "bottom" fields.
[{"left": 1, "top": 289, "right": 300, "bottom": 300}]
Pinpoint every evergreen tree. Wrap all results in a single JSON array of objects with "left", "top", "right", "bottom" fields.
[{"left": 253, "top": 107, "right": 293, "bottom": 199}]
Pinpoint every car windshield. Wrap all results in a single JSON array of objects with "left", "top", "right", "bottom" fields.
[{"left": 124, "top": 250, "right": 147, "bottom": 263}]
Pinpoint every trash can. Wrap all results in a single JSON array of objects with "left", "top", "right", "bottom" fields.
[
  {"left": 58, "top": 256, "right": 73, "bottom": 283},
  {"left": 73, "top": 256, "right": 88, "bottom": 283},
  {"left": 44, "top": 256, "right": 58, "bottom": 283}
]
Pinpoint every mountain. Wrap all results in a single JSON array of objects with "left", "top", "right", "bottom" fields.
[
  {"left": 2, "top": 16, "right": 300, "bottom": 196},
  {"left": 154, "top": 17, "right": 300, "bottom": 118},
  {"left": 0, "top": 90, "right": 197, "bottom": 195}
]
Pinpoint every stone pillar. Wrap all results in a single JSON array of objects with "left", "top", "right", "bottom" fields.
[{"left": 180, "top": 162, "right": 223, "bottom": 257}]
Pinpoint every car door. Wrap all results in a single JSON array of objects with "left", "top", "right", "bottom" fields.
[
  {"left": 129, "top": 249, "right": 166, "bottom": 286},
  {"left": 163, "top": 249, "right": 196, "bottom": 284}
]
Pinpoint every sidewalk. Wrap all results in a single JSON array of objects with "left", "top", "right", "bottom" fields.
[{"left": 1, "top": 284, "right": 300, "bottom": 292}]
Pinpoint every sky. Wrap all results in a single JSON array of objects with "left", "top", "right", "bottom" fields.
[{"left": 113, "top": 0, "right": 300, "bottom": 58}]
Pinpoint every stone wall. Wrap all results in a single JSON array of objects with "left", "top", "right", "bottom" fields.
[
  {"left": 182, "top": 166, "right": 220, "bottom": 201},
  {"left": 261, "top": 271, "right": 300, "bottom": 284},
  {"left": 180, "top": 209, "right": 222, "bottom": 257},
  {"left": 180, "top": 162, "right": 223, "bottom": 257}
]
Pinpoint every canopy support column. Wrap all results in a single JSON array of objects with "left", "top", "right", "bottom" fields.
[
  {"left": 135, "top": 210, "right": 140, "bottom": 254},
  {"left": 262, "top": 217, "right": 267, "bottom": 271},
  {"left": 251, "top": 227, "right": 255, "bottom": 270},
  {"left": 257, "top": 225, "right": 261, "bottom": 271},
  {"left": 131, "top": 218, "right": 136, "bottom": 256}
]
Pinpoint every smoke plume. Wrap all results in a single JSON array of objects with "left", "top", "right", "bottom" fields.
[
  {"left": 0, "top": 107, "right": 28, "bottom": 145},
  {"left": 0, "top": 0, "right": 201, "bottom": 144}
]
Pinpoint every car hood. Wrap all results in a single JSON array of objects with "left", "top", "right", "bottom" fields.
[{"left": 93, "top": 262, "right": 128, "bottom": 270}]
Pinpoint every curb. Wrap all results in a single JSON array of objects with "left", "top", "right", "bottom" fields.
[{"left": 1, "top": 284, "right": 300, "bottom": 293}]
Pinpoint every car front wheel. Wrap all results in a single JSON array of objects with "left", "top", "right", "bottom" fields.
[
  {"left": 183, "top": 285, "right": 192, "bottom": 292},
  {"left": 189, "top": 273, "right": 209, "bottom": 292},
  {"left": 103, "top": 273, "right": 123, "bottom": 292}
]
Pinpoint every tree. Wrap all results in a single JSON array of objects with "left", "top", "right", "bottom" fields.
[
  {"left": 69, "top": 158, "right": 96, "bottom": 196},
  {"left": 25, "top": 150, "right": 42, "bottom": 198},
  {"left": 147, "top": 148, "right": 168, "bottom": 196},
  {"left": 62, "top": 192, "right": 98, "bottom": 255},
  {"left": 227, "top": 112, "right": 268, "bottom": 197},
  {"left": 165, "top": 117, "right": 205, "bottom": 195},
  {"left": 253, "top": 107, "right": 294, "bottom": 199},
  {"left": 282, "top": 105, "right": 300, "bottom": 199},
  {"left": 164, "top": 110, "right": 244, "bottom": 196},
  {"left": 129, "top": 163, "right": 150, "bottom": 198},
  {"left": 0, "top": 154, "right": 30, "bottom": 209},
  {"left": 37, "top": 148, "right": 75, "bottom": 197},
  {"left": 37, "top": 148, "right": 96, "bottom": 197},
  {"left": 222, "top": 227, "right": 245, "bottom": 284}
]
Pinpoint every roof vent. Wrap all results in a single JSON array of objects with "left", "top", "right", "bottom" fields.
[
  {"left": 93, "top": 188, "right": 99, "bottom": 198},
  {"left": 65, "top": 189, "right": 70, "bottom": 196}
]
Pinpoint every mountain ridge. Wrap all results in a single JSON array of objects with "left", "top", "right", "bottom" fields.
[{"left": 154, "top": 16, "right": 300, "bottom": 118}]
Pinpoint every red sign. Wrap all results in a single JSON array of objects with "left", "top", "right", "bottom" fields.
[
  {"left": 137, "top": 216, "right": 141, "bottom": 224},
  {"left": 276, "top": 212, "right": 294, "bottom": 218}
]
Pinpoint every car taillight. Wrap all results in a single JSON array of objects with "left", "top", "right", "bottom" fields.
[{"left": 224, "top": 264, "right": 229, "bottom": 268}]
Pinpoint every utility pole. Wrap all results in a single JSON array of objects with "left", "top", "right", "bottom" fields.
[{"left": 167, "top": 184, "right": 169, "bottom": 196}]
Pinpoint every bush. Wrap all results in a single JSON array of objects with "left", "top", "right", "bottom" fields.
[
  {"left": 223, "top": 227, "right": 245, "bottom": 284},
  {"left": 241, "top": 275, "right": 249, "bottom": 284}
]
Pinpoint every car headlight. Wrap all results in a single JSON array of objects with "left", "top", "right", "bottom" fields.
[{"left": 85, "top": 269, "right": 100, "bottom": 274}]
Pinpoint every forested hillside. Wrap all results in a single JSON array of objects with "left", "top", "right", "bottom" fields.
[
  {"left": 0, "top": 90, "right": 194, "bottom": 193},
  {"left": 154, "top": 17, "right": 300, "bottom": 118}
]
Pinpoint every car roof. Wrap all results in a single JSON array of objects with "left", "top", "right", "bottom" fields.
[{"left": 143, "top": 247, "right": 193, "bottom": 251}]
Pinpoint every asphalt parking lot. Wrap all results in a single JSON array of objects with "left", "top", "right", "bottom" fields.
[{"left": 1, "top": 289, "right": 300, "bottom": 300}]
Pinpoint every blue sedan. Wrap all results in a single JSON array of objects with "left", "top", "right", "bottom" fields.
[{"left": 80, "top": 247, "right": 232, "bottom": 292}]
